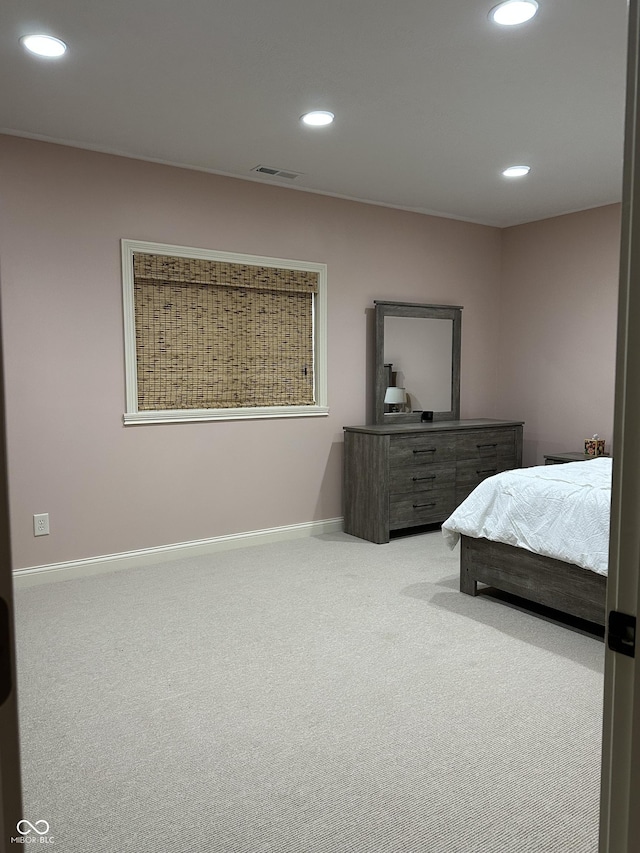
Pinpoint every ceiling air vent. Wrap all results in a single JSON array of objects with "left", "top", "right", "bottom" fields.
[{"left": 251, "top": 165, "right": 303, "bottom": 180}]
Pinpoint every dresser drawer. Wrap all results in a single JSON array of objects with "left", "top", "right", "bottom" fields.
[
  {"left": 390, "top": 489, "right": 456, "bottom": 528},
  {"left": 389, "top": 462, "right": 455, "bottom": 496},
  {"left": 390, "top": 433, "right": 456, "bottom": 467},
  {"left": 455, "top": 457, "right": 516, "bottom": 494},
  {"left": 456, "top": 428, "right": 515, "bottom": 461}
]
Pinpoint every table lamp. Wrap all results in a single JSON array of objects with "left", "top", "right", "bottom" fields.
[{"left": 384, "top": 386, "right": 406, "bottom": 413}]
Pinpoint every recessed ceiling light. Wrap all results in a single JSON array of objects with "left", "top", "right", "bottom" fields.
[
  {"left": 20, "top": 34, "right": 67, "bottom": 58},
  {"left": 301, "top": 111, "right": 335, "bottom": 127},
  {"left": 490, "top": 0, "right": 539, "bottom": 26},
  {"left": 502, "top": 165, "right": 531, "bottom": 177}
]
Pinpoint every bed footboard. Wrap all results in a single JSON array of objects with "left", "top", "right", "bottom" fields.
[{"left": 459, "top": 535, "right": 606, "bottom": 626}]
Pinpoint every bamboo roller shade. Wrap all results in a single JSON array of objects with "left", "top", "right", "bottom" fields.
[{"left": 133, "top": 253, "right": 318, "bottom": 410}]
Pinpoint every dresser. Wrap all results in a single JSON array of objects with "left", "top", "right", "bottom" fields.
[{"left": 343, "top": 419, "right": 524, "bottom": 543}]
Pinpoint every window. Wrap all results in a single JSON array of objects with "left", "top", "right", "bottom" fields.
[{"left": 121, "top": 240, "right": 328, "bottom": 424}]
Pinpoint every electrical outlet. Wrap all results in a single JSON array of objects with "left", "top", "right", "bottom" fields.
[{"left": 33, "top": 513, "right": 50, "bottom": 536}]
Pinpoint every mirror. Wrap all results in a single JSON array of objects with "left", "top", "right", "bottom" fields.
[{"left": 374, "top": 301, "right": 462, "bottom": 424}]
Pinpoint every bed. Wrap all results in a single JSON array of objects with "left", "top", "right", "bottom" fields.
[{"left": 441, "top": 458, "right": 612, "bottom": 626}]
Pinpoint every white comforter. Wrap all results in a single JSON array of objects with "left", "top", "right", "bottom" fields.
[{"left": 441, "top": 458, "right": 612, "bottom": 576}]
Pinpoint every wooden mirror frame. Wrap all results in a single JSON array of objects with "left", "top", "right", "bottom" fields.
[{"left": 374, "top": 301, "right": 462, "bottom": 425}]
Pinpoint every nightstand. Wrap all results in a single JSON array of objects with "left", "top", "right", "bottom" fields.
[{"left": 543, "top": 451, "right": 610, "bottom": 465}]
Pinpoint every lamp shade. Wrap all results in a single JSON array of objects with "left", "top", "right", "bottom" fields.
[{"left": 384, "top": 386, "right": 406, "bottom": 405}]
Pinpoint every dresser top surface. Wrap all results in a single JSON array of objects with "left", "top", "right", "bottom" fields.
[{"left": 343, "top": 418, "right": 524, "bottom": 436}]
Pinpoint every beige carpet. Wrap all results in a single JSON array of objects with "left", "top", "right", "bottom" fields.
[{"left": 14, "top": 530, "right": 604, "bottom": 852}]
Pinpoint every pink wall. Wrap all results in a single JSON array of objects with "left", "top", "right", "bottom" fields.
[
  {"left": 0, "top": 135, "right": 503, "bottom": 569},
  {"left": 498, "top": 204, "right": 621, "bottom": 465}
]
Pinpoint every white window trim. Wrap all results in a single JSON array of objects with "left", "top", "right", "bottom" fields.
[{"left": 121, "top": 239, "right": 328, "bottom": 424}]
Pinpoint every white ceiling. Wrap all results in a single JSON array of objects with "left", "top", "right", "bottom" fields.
[{"left": 0, "top": 0, "right": 629, "bottom": 227}]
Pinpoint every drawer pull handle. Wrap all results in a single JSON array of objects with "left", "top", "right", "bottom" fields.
[
  {"left": 413, "top": 502, "right": 436, "bottom": 509},
  {"left": 413, "top": 448, "right": 437, "bottom": 454},
  {"left": 412, "top": 474, "right": 436, "bottom": 482},
  {"left": 477, "top": 468, "right": 498, "bottom": 475},
  {"left": 476, "top": 443, "right": 498, "bottom": 449}
]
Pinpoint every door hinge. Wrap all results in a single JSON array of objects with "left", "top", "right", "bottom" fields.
[{"left": 608, "top": 610, "right": 636, "bottom": 658}]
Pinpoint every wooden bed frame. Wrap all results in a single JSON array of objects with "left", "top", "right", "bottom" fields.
[{"left": 459, "top": 534, "right": 607, "bottom": 627}]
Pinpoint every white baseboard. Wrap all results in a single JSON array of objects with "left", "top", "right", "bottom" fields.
[{"left": 13, "top": 517, "right": 345, "bottom": 588}]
